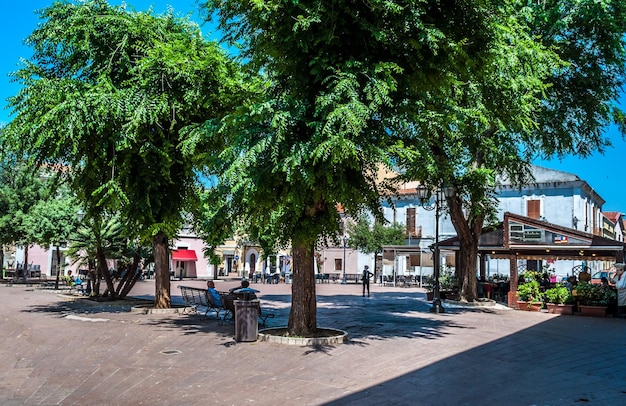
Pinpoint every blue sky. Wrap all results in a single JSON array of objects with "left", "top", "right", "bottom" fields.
[{"left": 2, "top": 1, "right": 626, "bottom": 212}]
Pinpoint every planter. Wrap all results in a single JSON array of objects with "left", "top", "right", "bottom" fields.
[
  {"left": 579, "top": 305, "right": 608, "bottom": 317},
  {"left": 426, "top": 291, "right": 448, "bottom": 301},
  {"left": 546, "top": 303, "right": 574, "bottom": 315},
  {"left": 445, "top": 291, "right": 459, "bottom": 300},
  {"left": 517, "top": 301, "right": 542, "bottom": 311}
]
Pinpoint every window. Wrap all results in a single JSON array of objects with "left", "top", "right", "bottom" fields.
[
  {"left": 527, "top": 199, "right": 540, "bottom": 219},
  {"left": 335, "top": 259, "right": 343, "bottom": 271},
  {"left": 406, "top": 207, "right": 416, "bottom": 237}
]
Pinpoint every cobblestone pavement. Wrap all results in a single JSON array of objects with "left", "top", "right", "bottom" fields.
[{"left": 1, "top": 279, "right": 626, "bottom": 406}]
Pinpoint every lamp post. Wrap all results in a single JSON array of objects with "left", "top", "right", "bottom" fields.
[
  {"left": 342, "top": 235, "right": 348, "bottom": 285},
  {"left": 417, "top": 184, "right": 455, "bottom": 314}
]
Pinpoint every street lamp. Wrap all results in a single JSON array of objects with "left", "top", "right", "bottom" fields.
[
  {"left": 342, "top": 235, "right": 349, "bottom": 285},
  {"left": 417, "top": 184, "right": 455, "bottom": 314}
]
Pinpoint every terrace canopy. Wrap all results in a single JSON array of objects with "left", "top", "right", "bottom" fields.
[{"left": 438, "top": 212, "right": 626, "bottom": 303}]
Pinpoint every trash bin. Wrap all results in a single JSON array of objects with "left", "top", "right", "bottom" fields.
[{"left": 234, "top": 299, "right": 259, "bottom": 342}]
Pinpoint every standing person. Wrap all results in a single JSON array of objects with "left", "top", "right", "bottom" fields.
[
  {"left": 614, "top": 263, "right": 626, "bottom": 318},
  {"left": 362, "top": 265, "right": 374, "bottom": 297}
]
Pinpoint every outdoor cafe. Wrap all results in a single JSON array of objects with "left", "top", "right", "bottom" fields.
[{"left": 437, "top": 212, "right": 626, "bottom": 306}]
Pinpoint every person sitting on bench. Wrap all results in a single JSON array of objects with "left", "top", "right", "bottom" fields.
[{"left": 206, "top": 280, "right": 222, "bottom": 306}]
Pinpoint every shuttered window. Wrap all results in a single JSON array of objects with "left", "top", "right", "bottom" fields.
[
  {"left": 406, "top": 207, "right": 416, "bottom": 236},
  {"left": 527, "top": 200, "right": 541, "bottom": 219}
]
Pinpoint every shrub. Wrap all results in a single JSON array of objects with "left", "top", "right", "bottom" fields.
[
  {"left": 544, "top": 285, "right": 572, "bottom": 304},
  {"left": 516, "top": 279, "right": 542, "bottom": 303},
  {"left": 575, "top": 282, "right": 617, "bottom": 306}
]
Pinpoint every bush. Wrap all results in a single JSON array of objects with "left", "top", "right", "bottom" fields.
[
  {"left": 575, "top": 282, "right": 616, "bottom": 306},
  {"left": 516, "top": 279, "right": 542, "bottom": 303},
  {"left": 544, "top": 285, "right": 572, "bottom": 304}
]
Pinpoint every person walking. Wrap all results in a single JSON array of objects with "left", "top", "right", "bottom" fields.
[
  {"left": 362, "top": 265, "right": 374, "bottom": 297},
  {"left": 614, "top": 263, "right": 626, "bottom": 318}
]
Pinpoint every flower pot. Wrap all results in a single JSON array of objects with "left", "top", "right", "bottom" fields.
[
  {"left": 546, "top": 303, "right": 574, "bottom": 315},
  {"left": 579, "top": 305, "right": 607, "bottom": 317},
  {"left": 517, "top": 301, "right": 542, "bottom": 311},
  {"left": 445, "top": 291, "right": 459, "bottom": 300}
]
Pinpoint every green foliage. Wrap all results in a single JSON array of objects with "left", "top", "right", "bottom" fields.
[
  {"left": 203, "top": 0, "right": 626, "bottom": 327},
  {"left": 516, "top": 279, "right": 542, "bottom": 304},
  {"left": 5, "top": 0, "right": 245, "bottom": 304},
  {"left": 5, "top": 0, "right": 242, "bottom": 238},
  {"left": 27, "top": 189, "right": 80, "bottom": 248},
  {"left": 574, "top": 282, "right": 617, "bottom": 306},
  {"left": 346, "top": 216, "right": 405, "bottom": 256},
  {"left": 426, "top": 267, "right": 456, "bottom": 292},
  {"left": 0, "top": 161, "right": 47, "bottom": 248},
  {"left": 544, "top": 285, "right": 573, "bottom": 305}
]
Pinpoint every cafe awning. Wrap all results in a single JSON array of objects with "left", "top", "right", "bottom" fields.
[
  {"left": 172, "top": 249, "right": 198, "bottom": 262},
  {"left": 438, "top": 212, "right": 626, "bottom": 262}
]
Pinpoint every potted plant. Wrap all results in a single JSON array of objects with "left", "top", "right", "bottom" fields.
[
  {"left": 574, "top": 282, "right": 617, "bottom": 317},
  {"left": 439, "top": 268, "right": 458, "bottom": 300},
  {"left": 544, "top": 285, "right": 574, "bottom": 315},
  {"left": 516, "top": 272, "right": 543, "bottom": 311},
  {"left": 425, "top": 268, "right": 457, "bottom": 300}
]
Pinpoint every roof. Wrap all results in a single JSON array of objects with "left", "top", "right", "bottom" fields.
[
  {"left": 603, "top": 211, "right": 623, "bottom": 223},
  {"left": 438, "top": 212, "right": 626, "bottom": 261}
]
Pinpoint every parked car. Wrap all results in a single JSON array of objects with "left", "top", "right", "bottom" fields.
[{"left": 591, "top": 271, "right": 616, "bottom": 285}]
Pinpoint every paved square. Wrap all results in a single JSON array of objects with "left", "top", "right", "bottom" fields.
[{"left": 1, "top": 279, "right": 626, "bottom": 405}]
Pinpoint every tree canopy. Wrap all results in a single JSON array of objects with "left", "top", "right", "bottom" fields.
[
  {"left": 347, "top": 216, "right": 405, "bottom": 268},
  {"left": 5, "top": 0, "right": 245, "bottom": 305},
  {"left": 204, "top": 0, "right": 626, "bottom": 328}
]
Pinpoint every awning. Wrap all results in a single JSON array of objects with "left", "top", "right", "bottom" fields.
[{"left": 172, "top": 249, "right": 198, "bottom": 262}]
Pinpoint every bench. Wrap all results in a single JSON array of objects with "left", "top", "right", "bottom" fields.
[
  {"left": 178, "top": 285, "right": 227, "bottom": 320},
  {"left": 178, "top": 286, "right": 274, "bottom": 327},
  {"left": 63, "top": 277, "right": 85, "bottom": 294}
]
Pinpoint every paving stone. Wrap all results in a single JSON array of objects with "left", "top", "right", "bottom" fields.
[{"left": 1, "top": 280, "right": 626, "bottom": 405}]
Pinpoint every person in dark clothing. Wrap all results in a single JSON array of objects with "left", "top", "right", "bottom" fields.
[{"left": 362, "top": 265, "right": 374, "bottom": 297}]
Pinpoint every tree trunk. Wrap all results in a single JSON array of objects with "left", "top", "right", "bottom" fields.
[
  {"left": 446, "top": 193, "right": 482, "bottom": 302},
  {"left": 457, "top": 237, "right": 478, "bottom": 302},
  {"left": 288, "top": 240, "right": 317, "bottom": 336},
  {"left": 118, "top": 254, "right": 142, "bottom": 298},
  {"left": 54, "top": 246, "right": 61, "bottom": 290},
  {"left": 97, "top": 247, "right": 116, "bottom": 299},
  {"left": 153, "top": 230, "right": 171, "bottom": 309},
  {"left": 22, "top": 245, "right": 29, "bottom": 281}
]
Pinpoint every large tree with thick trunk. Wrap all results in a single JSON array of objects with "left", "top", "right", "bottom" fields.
[
  {"left": 205, "top": 0, "right": 626, "bottom": 328},
  {"left": 5, "top": 0, "right": 243, "bottom": 306},
  {"left": 398, "top": 0, "right": 626, "bottom": 302},
  {"left": 202, "top": 0, "right": 550, "bottom": 334}
]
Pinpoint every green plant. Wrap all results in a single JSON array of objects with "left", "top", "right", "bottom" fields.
[
  {"left": 425, "top": 267, "right": 456, "bottom": 292},
  {"left": 544, "top": 285, "right": 573, "bottom": 304},
  {"left": 439, "top": 268, "right": 457, "bottom": 291},
  {"left": 575, "top": 282, "right": 617, "bottom": 306},
  {"left": 516, "top": 279, "right": 542, "bottom": 303}
]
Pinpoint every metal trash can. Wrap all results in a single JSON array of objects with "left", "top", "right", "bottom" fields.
[{"left": 234, "top": 299, "right": 259, "bottom": 342}]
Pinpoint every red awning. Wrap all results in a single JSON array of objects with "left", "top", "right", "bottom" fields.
[{"left": 172, "top": 249, "right": 198, "bottom": 262}]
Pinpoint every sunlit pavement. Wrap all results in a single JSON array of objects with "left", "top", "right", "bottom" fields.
[{"left": 1, "top": 279, "right": 626, "bottom": 406}]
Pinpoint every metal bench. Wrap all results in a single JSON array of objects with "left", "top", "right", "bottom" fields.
[
  {"left": 178, "top": 286, "right": 274, "bottom": 327},
  {"left": 178, "top": 285, "right": 225, "bottom": 319}
]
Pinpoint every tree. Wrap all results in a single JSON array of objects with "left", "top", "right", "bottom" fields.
[
  {"left": 205, "top": 0, "right": 425, "bottom": 336},
  {"left": 6, "top": 0, "right": 244, "bottom": 306},
  {"left": 397, "top": 0, "right": 626, "bottom": 302},
  {"left": 66, "top": 213, "right": 126, "bottom": 297},
  {"left": 205, "top": 0, "right": 529, "bottom": 334},
  {"left": 0, "top": 161, "right": 47, "bottom": 278},
  {"left": 27, "top": 191, "right": 81, "bottom": 289},
  {"left": 346, "top": 216, "right": 405, "bottom": 278}
]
